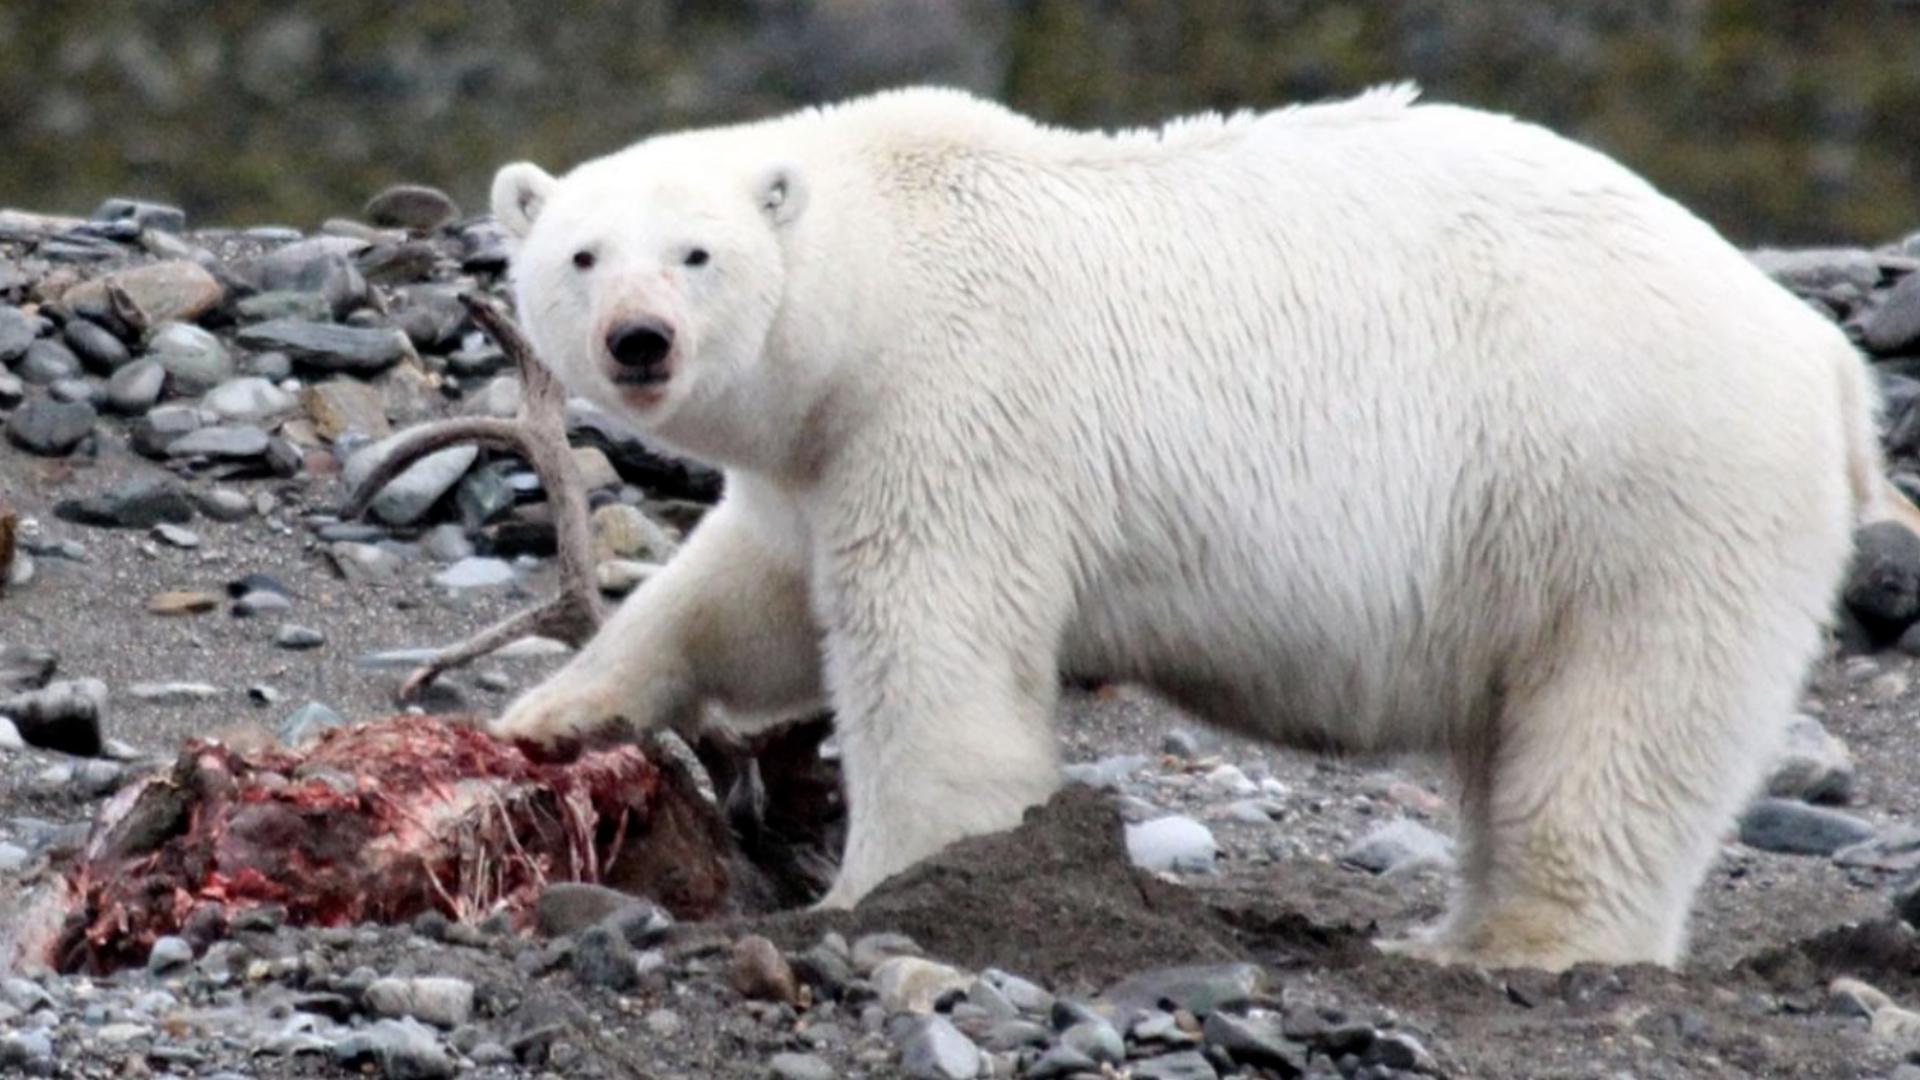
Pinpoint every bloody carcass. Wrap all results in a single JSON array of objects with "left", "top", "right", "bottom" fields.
[{"left": 48, "top": 715, "right": 737, "bottom": 973}]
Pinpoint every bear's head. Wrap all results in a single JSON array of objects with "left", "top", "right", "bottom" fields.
[{"left": 491, "top": 138, "right": 824, "bottom": 472}]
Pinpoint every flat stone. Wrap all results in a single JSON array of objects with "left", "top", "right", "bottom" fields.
[
  {"left": 303, "top": 379, "right": 390, "bottom": 441},
  {"left": 274, "top": 625, "right": 326, "bottom": 650},
  {"left": 105, "top": 358, "right": 166, "bottom": 415},
  {"left": 167, "top": 423, "right": 269, "bottom": 460},
  {"left": 233, "top": 589, "right": 292, "bottom": 617},
  {"left": 147, "top": 321, "right": 233, "bottom": 394},
  {"left": 129, "top": 405, "right": 204, "bottom": 458},
  {"left": 127, "top": 681, "right": 219, "bottom": 704},
  {"left": 64, "top": 260, "right": 223, "bottom": 325},
  {"left": 17, "top": 338, "right": 80, "bottom": 384},
  {"left": 239, "top": 318, "right": 411, "bottom": 375},
  {"left": 1835, "top": 826, "right": 1920, "bottom": 872},
  {"left": 364, "top": 976, "right": 474, "bottom": 1029},
  {"left": 1102, "top": 963, "right": 1266, "bottom": 1019},
  {"left": 204, "top": 376, "right": 297, "bottom": 422},
  {"left": 346, "top": 435, "right": 478, "bottom": 526},
  {"left": 54, "top": 475, "right": 195, "bottom": 529},
  {"left": 152, "top": 523, "right": 200, "bottom": 548},
  {"left": 234, "top": 290, "right": 332, "bottom": 323},
  {"left": 195, "top": 487, "right": 253, "bottom": 522},
  {"left": 421, "top": 523, "right": 474, "bottom": 563},
  {"left": 1129, "top": 1050, "right": 1219, "bottom": 1080},
  {"left": 47, "top": 376, "right": 97, "bottom": 404},
  {"left": 1025, "top": 1044, "right": 1098, "bottom": 1078},
  {"left": 1867, "top": 273, "right": 1920, "bottom": 356},
  {"left": 1060, "top": 1017, "right": 1125, "bottom": 1064},
  {"left": 6, "top": 398, "right": 95, "bottom": 456},
  {"left": 1341, "top": 818, "right": 1455, "bottom": 875},
  {"left": 1125, "top": 815, "right": 1218, "bottom": 873},
  {"left": 1739, "top": 797, "right": 1878, "bottom": 856},
  {"left": 1749, "top": 248, "right": 1881, "bottom": 293},
  {"left": 0, "top": 370, "right": 22, "bottom": 407},
  {"left": 63, "top": 317, "right": 130, "bottom": 374},
  {"left": 899, "top": 1015, "right": 980, "bottom": 1080},
  {"left": 464, "top": 374, "right": 523, "bottom": 419},
  {"left": 366, "top": 184, "right": 459, "bottom": 232}
]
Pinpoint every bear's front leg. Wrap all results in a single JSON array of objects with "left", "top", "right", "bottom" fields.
[
  {"left": 811, "top": 524, "right": 1067, "bottom": 909},
  {"left": 493, "top": 485, "right": 822, "bottom": 748}
]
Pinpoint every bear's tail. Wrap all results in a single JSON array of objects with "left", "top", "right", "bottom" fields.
[{"left": 1837, "top": 338, "right": 1920, "bottom": 531}]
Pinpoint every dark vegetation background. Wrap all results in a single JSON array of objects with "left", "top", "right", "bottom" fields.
[{"left": 4, "top": 0, "right": 1919, "bottom": 244}]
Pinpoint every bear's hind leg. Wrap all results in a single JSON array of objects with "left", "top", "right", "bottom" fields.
[{"left": 1392, "top": 623, "right": 1803, "bottom": 971}]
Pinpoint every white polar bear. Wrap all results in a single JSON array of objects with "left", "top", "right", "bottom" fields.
[{"left": 488, "top": 85, "right": 1881, "bottom": 970}]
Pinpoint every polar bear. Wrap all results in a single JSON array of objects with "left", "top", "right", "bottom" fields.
[{"left": 488, "top": 85, "right": 1880, "bottom": 970}]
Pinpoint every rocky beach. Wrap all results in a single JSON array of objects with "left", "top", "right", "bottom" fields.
[{"left": 4, "top": 191, "right": 1920, "bottom": 1079}]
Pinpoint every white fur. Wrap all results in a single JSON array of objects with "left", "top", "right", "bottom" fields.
[{"left": 492, "top": 85, "right": 1876, "bottom": 970}]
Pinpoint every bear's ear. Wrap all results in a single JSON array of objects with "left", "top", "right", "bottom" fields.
[
  {"left": 753, "top": 163, "right": 808, "bottom": 228},
  {"left": 491, "top": 161, "right": 558, "bottom": 239}
]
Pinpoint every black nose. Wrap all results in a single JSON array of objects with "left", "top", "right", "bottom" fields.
[{"left": 606, "top": 319, "right": 674, "bottom": 373}]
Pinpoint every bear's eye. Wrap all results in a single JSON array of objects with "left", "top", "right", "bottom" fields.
[
  {"left": 571, "top": 250, "right": 596, "bottom": 270},
  {"left": 684, "top": 248, "right": 710, "bottom": 268}
]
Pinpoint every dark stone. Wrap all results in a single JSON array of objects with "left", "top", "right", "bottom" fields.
[
  {"left": 1738, "top": 797, "right": 1877, "bottom": 856},
  {"left": 236, "top": 318, "right": 410, "bottom": 375},
  {"left": 129, "top": 405, "right": 203, "bottom": 459},
  {"left": 1866, "top": 272, "right": 1920, "bottom": 357},
  {"left": 1844, "top": 522, "right": 1920, "bottom": 636},
  {"left": 569, "top": 924, "right": 637, "bottom": 991},
  {"left": 0, "top": 678, "right": 106, "bottom": 756},
  {"left": 6, "top": 398, "right": 95, "bottom": 456},
  {"left": 63, "top": 317, "right": 130, "bottom": 374},
  {"left": 105, "top": 358, "right": 166, "bottom": 415},
  {"left": 54, "top": 476, "right": 196, "bottom": 528},
  {"left": 0, "top": 644, "right": 57, "bottom": 693},
  {"left": 365, "top": 185, "right": 459, "bottom": 232},
  {"left": 1202, "top": 1010, "right": 1307, "bottom": 1074},
  {"left": 0, "top": 305, "right": 35, "bottom": 363},
  {"left": 17, "top": 338, "right": 80, "bottom": 385}
]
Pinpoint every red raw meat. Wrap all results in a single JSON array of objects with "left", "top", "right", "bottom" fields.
[{"left": 51, "top": 715, "right": 733, "bottom": 973}]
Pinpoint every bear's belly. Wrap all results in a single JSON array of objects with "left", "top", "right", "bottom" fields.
[{"left": 1059, "top": 572, "right": 1462, "bottom": 756}]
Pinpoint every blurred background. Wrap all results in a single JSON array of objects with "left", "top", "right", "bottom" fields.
[{"left": 4, "top": 0, "right": 1919, "bottom": 245}]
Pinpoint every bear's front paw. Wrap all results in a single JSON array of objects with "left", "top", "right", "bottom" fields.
[{"left": 490, "top": 678, "right": 627, "bottom": 749}]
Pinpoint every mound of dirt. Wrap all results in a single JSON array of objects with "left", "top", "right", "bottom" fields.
[{"left": 761, "top": 785, "right": 1244, "bottom": 991}]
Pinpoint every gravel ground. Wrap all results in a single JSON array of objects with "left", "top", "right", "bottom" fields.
[{"left": 4, "top": 200, "right": 1920, "bottom": 1079}]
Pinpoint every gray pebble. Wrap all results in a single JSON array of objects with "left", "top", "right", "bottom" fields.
[
  {"left": 366, "top": 184, "right": 459, "bottom": 232},
  {"left": 899, "top": 1015, "right": 980, "bottom": 1080},
  {"left": 17, "top": 338, "right": 81, "bottom": 384},
  {"left": 363, "top": 976, "right": 474, "bottom": 1029},
  {"left": 147, "top": 321, "right": 234, "bottom": 394},
  {"left": 195, "top": 487, "right": 254, "bottom": 522},
  {"left": 1129, "top": 1050, "right": 1219, "bottom": 1080},
  {"left": 105, "top": 358, "right": 166, "bottom": 415},
  {"left": 433, "top": 556, "right": 514, "bottom": 590},
  {"left": 148, "top": 935, "right": 194, "bottom": 973},
  {"left": 0, "top": 306, "right": 35, "bottom": 363},
  {"left": 0, "top": 1029, "right": 55, "bottom": 1077},
  {"left": 152, "top": 523, "right": 201, "bottom": 549},
  {"left": 167, "top": 423, "right": 269, "bottom": 460},
  {"left": 63, "top": 317, "right": 129, "bottom": 374},
  {"left": 1738, "top": 797, "right": 1878, "bottom": 856},
  {"left": 275, "top": 625, "right": 326, "bottom": 651},
  {"left": 55, "top": 475, "right": 194, "bottom": 528},
  {"left": 6, "top": 398, "right": 95, "bottom": 456}
]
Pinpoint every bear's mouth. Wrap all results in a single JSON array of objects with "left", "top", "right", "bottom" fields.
[{"left": 611, "top": 365, "right": 670, "bottom": 388}]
